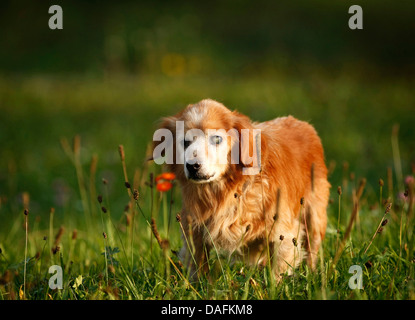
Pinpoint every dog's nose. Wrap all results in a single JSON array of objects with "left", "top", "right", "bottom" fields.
[{"left": 186, "top": 162, "right": 201, "bottom": 175}]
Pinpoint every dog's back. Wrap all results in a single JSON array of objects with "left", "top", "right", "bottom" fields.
[{"left": 258, "top": 115, "right": 330, "bottom": 268}]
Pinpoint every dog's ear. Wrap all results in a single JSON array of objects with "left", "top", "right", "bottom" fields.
[
  {"left": 148, "top": 116, "right": 177, "bottom": 162},
  {"left": 232, "top": 112, "right": 261, "bottom": 172}
]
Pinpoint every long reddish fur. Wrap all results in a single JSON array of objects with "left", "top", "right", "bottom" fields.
[{"left": 153, "top": 99, "right": 330, "bottom": 279}]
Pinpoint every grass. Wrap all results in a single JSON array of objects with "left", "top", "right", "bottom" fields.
[{"left": 0, "top": 73, "right": 414, "bottom": 300}]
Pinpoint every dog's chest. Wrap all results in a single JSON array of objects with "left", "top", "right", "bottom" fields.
[{"left": 200, "top": 190, "right": 265, "bottom": 252}]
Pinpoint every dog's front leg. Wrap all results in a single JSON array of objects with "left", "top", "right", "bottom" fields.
[{"left": 178, "top": 218, "right": 210, "bottom": 280}]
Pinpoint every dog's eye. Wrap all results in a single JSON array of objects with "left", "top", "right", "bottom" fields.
[
  {"left": 181, "top": 139, "right": 191, "bottom": 149},
  {"left": 210, "top": 135, "right": 223, "bottom": 145}
]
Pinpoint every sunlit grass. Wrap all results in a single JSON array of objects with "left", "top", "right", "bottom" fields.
[{"left": 0, "top": 74, "right": 414, "bottom": 300}]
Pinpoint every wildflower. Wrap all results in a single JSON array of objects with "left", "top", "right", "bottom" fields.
[
  {"left": 405, "top": 175, "right": 414, "bottom": 186},
  {"left": 156, "top": 172, "right": 176, "bottom": 182},
  {"left": 155, "top": 172, "right": 175, "bottom": 192}
]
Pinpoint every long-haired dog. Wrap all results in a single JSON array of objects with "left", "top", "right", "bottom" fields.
[{"left": 152, "top": 99, "right": 330, "bottom": 279}]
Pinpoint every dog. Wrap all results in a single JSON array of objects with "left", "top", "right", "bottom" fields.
[{"left": 152, "top": 99, "right": 330, "bottom": 279}]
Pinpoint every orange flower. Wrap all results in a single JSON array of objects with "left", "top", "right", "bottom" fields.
[
  {"left": 156, "top": 181, "right": 173, "bottom": 192},
  {"left": 155, "top": 172, "right": 175, "bottom": 192},
  {"left": 156, "top": 172, "right": 176, "bottom": 182}
]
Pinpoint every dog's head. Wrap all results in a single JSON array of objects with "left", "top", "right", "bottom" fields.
[{"left": 152, "top": 99, "right": 260, "bottom": 184}]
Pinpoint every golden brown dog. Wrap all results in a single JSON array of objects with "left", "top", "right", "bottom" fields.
[{"left": 152, "top": 99, "right": 330, "bottom": 279}]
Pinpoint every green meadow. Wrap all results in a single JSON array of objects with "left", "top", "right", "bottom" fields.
[
  {"left": 0, "top": 73, "right": 414, "bottom": 299},
  {"left": 0, "top": 0, "right": 414, "bottom": 300}
]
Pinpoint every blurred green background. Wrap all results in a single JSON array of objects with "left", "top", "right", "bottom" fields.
[{"left": 0, "top": 0, "right": 414, "bottom": 226}]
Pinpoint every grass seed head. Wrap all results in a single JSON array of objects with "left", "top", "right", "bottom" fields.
[
  {"left": 101, "top": 206, "right": 107, "bottom": 213},
  {"left": 54, "top": 226, "right": 65, "bottom": 246},
  {"left": 385, "top": 202, "right": 392, "bottom": 214},
  {"left": 149, "top": 173, "right": 154, "bottom": 188},
  {"left": 151, "top": 218, "right": 163, "bottom": 247},
  {"left": 118, "top": 145, "right": 125, "bottom": 161},
  {"left": 124, "top": 181, "right": 131, "bottom": 189},
  {"left": 381, "top": 219, "right": 388, "bottom": 226},
  {"left": 379, "top": 178, "right": 384, "bottom": 187},
  {"left": 292, "top": 237, "right": 298, "bottom": 247},
  {"left": 24, "top": 208, "right": 29, "bottom": 216},
  {"left": 161, "top": 239, "right": 170, "bottom": 251},
  {"left": 97, "top": 195, "right": 103, "bottom": 203},
  {"left": 356, "top": 178, "right": 367, "bottom": 199},
  {"left": 337, "top": 186, "right": 342, "bottom": 195},
  {"left": 133, "top": 189, "right": 139, "bottom": 200},
  {"left": 125, "top": 213, "right": 131, "bottom": 226},
  {"left": 404, "top": 189, "right": 409, "bottom": 198}
]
